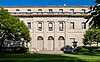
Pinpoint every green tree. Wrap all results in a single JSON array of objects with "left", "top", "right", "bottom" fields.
[
  {"left": 84, "top": 0, "right": 100, "bottom": 46},
  {"left": 0, "top": 8, "right": 31, "bottom": 47},
  {"left": 83, "top": 28, "right": 100, "bottom": 46}
]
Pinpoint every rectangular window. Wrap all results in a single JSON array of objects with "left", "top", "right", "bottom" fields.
[
  {"left": 70, "top": 22, "right": 74, "bottom": 29},
  {"left": 48, "top": 22, "right": 53, "bottom": 31},
  {"left": 59, "top": 22, "right": 64, "bottom": 31},
  {"left": 27, "top": 22, "right": 31, "bottom": 29},
  {"left": 27, "top": 9, "right": 31, "bottom": 11},
  {"left": 82, "top": 22, "right": 86, "bottom": 29},
  {"left": 59, "top": 9, "right": 63, "bottom": 12},
  {"left": 38, "top": 9, "right": 42, "bottom": 12},
  {"left": 5, "top": 9, "right": 8, "bottom": 11},
  {"left": 49, "top": 9, "right": 53, "bottom": 12},
  {"left": 81, "top": 9, "right": 86, "bottom": 13},
  {"left": 38, "top": 22, "right": 42, "bottom": 31},
  {"left": 16, "top": 9, "right": 20, "bottom": 11}
]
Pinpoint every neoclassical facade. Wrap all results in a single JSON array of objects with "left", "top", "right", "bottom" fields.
[{"left": 3, "top": 5, "right": 90, "bottom": 51}]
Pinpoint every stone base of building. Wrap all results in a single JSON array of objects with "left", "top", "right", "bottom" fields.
[{"left": 30, "top": 50, "right": 64, "bottom": 54}]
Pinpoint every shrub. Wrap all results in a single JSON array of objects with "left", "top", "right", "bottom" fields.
[
  {"left": 61, "top": 45, "right": 73, "bottom": 53},
  {"left": 0, "top": 47, "right": 28, "bottom": 54},
  {"left": 76, "top": 46, "right": 100, "bottom": 55}
]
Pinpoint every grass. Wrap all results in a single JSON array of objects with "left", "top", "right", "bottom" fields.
[{"left": 0, "top": 54, "right": 100, "bottom": 62}]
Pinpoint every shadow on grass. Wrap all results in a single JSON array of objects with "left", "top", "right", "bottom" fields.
[{"left": 0, "top": 54, "right": 86, "bottom": 62}]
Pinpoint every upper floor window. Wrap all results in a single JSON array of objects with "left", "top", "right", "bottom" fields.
[
  {"left": 70, "top": 22, "right": 74, "bottom": 29},
  {"left": 59, "top": 22, "right": 64, "bottom": 31},
  {"left": 38, "top": 22, "right": 42, "bottom": 31},
  {"left": 59, "top": 9, "right": 63, "bottom": 12},
  {"left": 81, "top": 9, "right": 86, "bottom": 13},
  {"left": 48, "top": 22, "right": 53, "bottom": 31},
  {"left": 70, "top": 9, "right": 74, "bottom": 13},
  {"left": 82, "top": 22, "right": 86, "bottom": 29},
  {"left": 27, "top": 9, "right": 31, "bottom": 11},
  {"left": 49, "top": 9, "right": 53, "bottom": 12},
  {"left": 5, "top": 9, "right": 8, "bottom": 11},
  {"left": 38, "top": 9, "right": 42, "bottom": 12},
  {"left": 27, "top": 22, "right": 31, "bottom": 29},
  {"left": 16, "top": 9, "right": 20, "bottom": 11}
]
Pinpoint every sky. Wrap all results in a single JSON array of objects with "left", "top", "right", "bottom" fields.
[{"left": 0, "top": 0, "right": 96, "bottom": 6}]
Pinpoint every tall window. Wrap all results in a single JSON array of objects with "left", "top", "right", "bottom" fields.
[
  {"left": 27, "top": 22, "right": 31, "bottom": 29},
  {"left": 70, "top": 9, "right": 74, "bottom": 13},
  {"left": 48, "top": 22, "right": 53, "bottom": 31},
  {"left": 38, "top": 22, "right": 42, "bottom": 31},
  {"left": 49, "top": 9, "right": 53, "bottom": 12},
  {"left": 59, "top": 9, "right": 63, "bottom": 12},
  {"left": 82, "top": 22, "right": 86, "bottom": 29},
  {"left": 70, "top": 22, "right": 74, "bottom": 29},
  {"left": 59, "top": 22, "right": 64, "bottom": 31}
]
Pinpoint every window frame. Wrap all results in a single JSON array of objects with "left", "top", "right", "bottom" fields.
[
  {"left": 59, "top": 22, "right": 64, "bottom": 31},
  {"left": 70, "top": 22, "right": 74, "bottom": 29},
  {"left": 82, "top": 22, "right": 86, "bottom": 29},
  {"left": 27, "top": 22, "right": 31, "bottom": 29},
  {"left": 27, "top": 9, "right": 31, "bottom": 11},
  {"left": 38, "top": 22, "right": 42, "bottom": 31},
  {"left": 16, "top": 9, "right": 20, "bottom": 11},
  {"left": 48, "top": 22, "right": 53, "bottom": 31}
]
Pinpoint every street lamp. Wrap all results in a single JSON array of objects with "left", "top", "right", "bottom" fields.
[
  {"left": 21, "top": 38, "right": 24, "bottom": 47},
  {"left": 72, "top": 41, "right": 77, "bottom": 48}
]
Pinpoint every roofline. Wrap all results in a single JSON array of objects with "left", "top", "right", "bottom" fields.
[{"left": 0, "top": 6, "right": 90, "bottom": 8}]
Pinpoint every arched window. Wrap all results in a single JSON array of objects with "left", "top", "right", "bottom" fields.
[
  {"left": 58, "top": 36, "right": 65, "bottom": 40},
  {"left": 48, "top": 36, "right": 54, "bottom": 40},
  {"left": 37, "top": 36, "right": 43, "bottom": 40}
]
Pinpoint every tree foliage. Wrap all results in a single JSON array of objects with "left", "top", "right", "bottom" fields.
[
  {"left": 0, "top": 8, "right": 31, "bottom": 47},
  {"left": 86, "top": 0, "right": 100, "bottom": 28},
  {"left": 83, "top": 0, "right": 100, "bottom": 46},
  {"left": 83, "top": 29, "right": 100, "bottom": 46}
]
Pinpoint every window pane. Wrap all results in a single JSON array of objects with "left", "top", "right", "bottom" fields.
[
  {"left": 48, "top": 22, "right": 53, "bottom": 31},
  {"left": 49, "top": 9, "right": 53, "bottom": 12},
  {"left": 38, "top": 22, "right": 42, "bottom": 31},
  {"left": 27, "top": 22, "right": 31, "bottom": 29},
  {"left": 70, "top": 22, "right": 74, "bottom": 29},
  {"left": 37, "top": 36, "right": 43, "bottom": 40},
  {"left": 38, "top": 9, "right": 42, "bottom": 12},
  {"left": 38, "top": 23, "right": 42, "bottom": 27},
  {"left": 59, "top": 22, "right": 63, "bottom": 31},
  {"left": 16, "top": 9, "right": 20, "bottom": 11},
  {"left": 59, "top": 9, "right": 63, "bottom": 12},
  {"left": 81, "top": 9, "right": 86, "bottom": 13},
  {"left": 70, "top": 9, "right": 74, "bottom": 13},
  {"left": 49, "top": 24, "right": 52, "bottom": 27},
  {"left": 27, "top": 9, "right": 31, "bottom": 11},
  {"left": 82, "top": 22, "right": 86, "bottom": 29}
]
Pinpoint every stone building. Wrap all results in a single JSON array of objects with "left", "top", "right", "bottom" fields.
[{"left": 2, "top": 5, "right": 90, "bottom": 51}]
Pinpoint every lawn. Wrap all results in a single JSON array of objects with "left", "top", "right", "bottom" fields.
[{"left": 0, "top": 54, "right": 100, "bottom": 62}]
